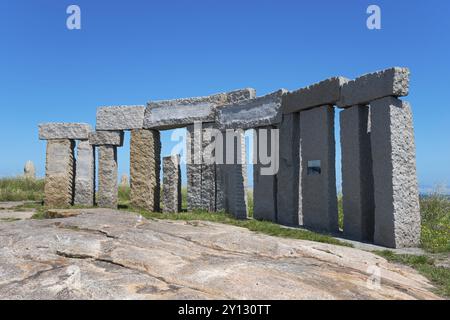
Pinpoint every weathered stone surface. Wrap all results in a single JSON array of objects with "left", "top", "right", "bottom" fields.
[
  {"left": 253, "top": 127, "right": 278, "bottom": 222},
  {"left": 300, "top": 106, "right": 338, "bottom": 233},
  {"left": 370, "top": 97, "right": 420, "bottom": 248},
  {"left": 39, "top": 123, "right": 92, "bottom": 140},
  {"left": 0, "top": 209, "right": 439, "bottom": 300},
  {"left": 97, "top": 145, "right": 118, "bottom": 209},
  {"left": 186, "top": 124, "right": 203, "bottom": 211},
  {"left": 283, "top": 77, "right": 349, "bottom": 114},
  {"left": 74, "top": 141, "right": 95, "bottom": 206},
  {"left": 23, "top": 161, "right": 36, "bottom": 179},
  {"left": 340, "top": 106, "right": 375, "bottom": 242},
  {"left": 277, "top": 114, "right": 301, "bottom": 226},
  {"left": 222, "top": 130, "right": 248, "bottom": 219},
  {"left": 216, "top": 90, "right": 287, "bottom": 130},
  {"left": 44, "top": 139, "right": 75, "bottom": 207},
  {"left": 144, "top": 88, "right": 256, "bottom": 130},
  {"left": 200, "top": 124, "right": 217, "bottom": 212},
  {"left": 162, "top": 155, "right": 182, "bottom": 213},
  {"left": 337, "top": 67, "right": 410, "bottom": 108},
  {"left": 96, "top": 106, "right": 145, "bottom": 131},
  {"left": 89, "top": 131, "right": 124, "bottom": 146},
  {"left": 130, "top": 129, "right": 161, "bottom": 212}
]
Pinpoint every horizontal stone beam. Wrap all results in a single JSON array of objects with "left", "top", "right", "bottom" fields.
[
  {"left": 89, "top": 131, "right": 124, "bottom": 146},
  {"left": 283, "top": 77, "right": 349, "bottom": 114},
  {"left": 96, "top": 105, "right": 145, "bottom": 131},
  {"left": 143, "top": 88, "right": 256, "bottom": 130},
  {"left": 39, "top": 123, "right": 92, "bottom": 140},
  {"left": 216, "top": 89, "right": 287, "bottom": 130},
  {"left": 337, "top": 67, "right": 409, "bottom": 108}
]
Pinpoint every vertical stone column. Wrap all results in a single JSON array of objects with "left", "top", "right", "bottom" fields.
[
  {"left": 130, "top": 129, "right": 161, "bottom": 212},
  {"left": 340, "top": 106, "right": 375, "bottom": 242},
  {"left": 97, "top": 145, "right": 118, "bottom": 209},
  {"left": 44, "top": 139, "right": 75, "bottom": 207},
  {"left": 223, "top": 129, "right": 248, "bottom": 219},
  {"left": 200, "top": 124, "right": 217, "bottom": 212},
  {"left": 300, "top": 105, "right": 338, "bottom": 233},
  {"left": 162, "top": 155, "right": 182, "bottom": 213},
  {"left": 277, "top": 113, "right": 301, "bottom": 226},
  {"left": 370, "top": 97, "right": 420, "bottom": 248},
  {"left": 74, "top": 140, "right": 95, "bottom": 206},
  {"left": 186, "top": 124, "right": 203, "bottom": 211},
  {"left": 253, "top": 126, "right": 278, "bottom": 222}
]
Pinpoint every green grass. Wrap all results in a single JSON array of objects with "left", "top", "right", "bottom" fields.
[
  {"left": 376, "top": 250, "right": 450, "bottom": 298},
  {"left": 420, "top": 191, "right": 450, "bottom": 253},
  {"left": 0, "top": 177, "right": 44, "bottom": 202}
]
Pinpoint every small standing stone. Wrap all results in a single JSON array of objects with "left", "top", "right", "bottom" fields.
[
  {"left": 24, "top": 161, "right": 36, "bottom": 180},
  {"left": 119, "top": 174, "right": 129, "bottom": 188},
  {"left": 162, "top": 155, "right": 182, "bottom": 213}
]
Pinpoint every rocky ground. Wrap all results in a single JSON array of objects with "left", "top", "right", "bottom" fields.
[{"left": 0, "top": 204, "right": 441, "bottom": 300}]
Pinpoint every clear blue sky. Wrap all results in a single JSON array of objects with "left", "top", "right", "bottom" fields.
[{"left": 1, "top": 0, "right": 449, "bottom": 192}]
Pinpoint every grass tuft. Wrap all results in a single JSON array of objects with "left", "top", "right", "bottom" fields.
[{"left": 0, "top": 177, "right": 44, "bottom": 202}]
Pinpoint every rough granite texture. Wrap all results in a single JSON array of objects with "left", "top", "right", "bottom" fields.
[
  {"left": 222, "top": 130, "right": 248, "bottom": 219},
  {"left": 216, "top": 89, "right": 287, "bottom": 130},
  {"left": 277, "top": 114, "right": 301, "bottom": 226},
  {"left": 74, "top": 141, "right": 95, "bottom": 206},
  {"left": 144, "top": 89, "right": 256, "bottom": 130},
  {"left": 283, "top": 77, "right": 349, "bottom": 114},
  {"left": 338, "top": 67, "right": 410, "bottom": 108},
  {"left": 200, "top": 125, "right": 217, "bottom": 212},
  {"left": 96, "top": 106, "right": 145, "bottom": 131},
  {"left": 162, "top": 155, "right": 182, "bottom": 213},
  {"left": 24, "top": 161, "right": 36, "bottom": 179},
  {"left": 340, "top": 106, "right": 375, "bottom": 242},
  {"left": 44, "top": 139, "right": 75, "bottom": 207},
  {"left": 130, "top": 129, "right": 161, "bottom": 212},
  {"left": 186, "top": 124, "right": 203, "bottom": 211},
  {"left": 89, "top": 131, "right": 124, "bottom": 146},
  {"left": 39, "top": 123, "right": 92, "bottom": 140},
  {"left": 97, "top": 146, "right": 118, "bottom": 209},
  {"left": 370, "top": 97, "right": 421, "bottom": 248},
  {"left": 0, "top": 209, "right": 439, "bottom": 300},
  {"left": 300, "top": 106, "right": 338, "bottom": 233},
  {"left": 253, "top": 127, "right": 278, "bottom": 222}
]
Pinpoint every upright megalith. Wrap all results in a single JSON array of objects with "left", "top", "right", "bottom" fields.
[
  {"left": 23, "top": 161, "right": 36, "bottom": 180},
  {"left": 74, "top": 140, "right": 95, "bottom": 206},
  {"left": 186, "top": 124, "right": 203, "bottom": 211},
  {"left": 276, "top": 113, "right": 300, "bottom": 226},
  {"left": 300, "top": 106, "right": 338, "bottom": 233},
  {"left": 340, "top": 106, "right": 375, "bottom": 241},
  {"left": 200, "top": 124, "right": 217, "bottom": 212},
  {"left": 370, "top": 97, "right": 420, "bottom": 248},
  {"left": 221, "top": 129, "right": 248, "bottom": 219},
  {"left": 253, "top": 126, "right": 278, "bottom": 222},
  {"left": 44, "top": 139, "right": 75, "bottom": 207},
  {"left": 90, "top": 131, "right": 124, "bottom": 209},
  {"left": 39, "top": 123, "right": 92, "bottom": 208},
  {"left": 130, "top": 129, "right": 161, "bottom": 212},
  {"left": 97, "top": 145, "right": 118, "bottom": 209},
  {"left": 162, "top": 155, "right": 182, "bottom": 213}
]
